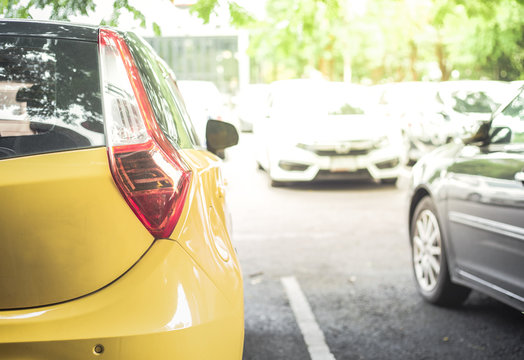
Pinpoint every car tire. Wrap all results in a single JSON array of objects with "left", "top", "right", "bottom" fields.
[{"left": 410, "top": 196, "right": 470, "bottom": 306}]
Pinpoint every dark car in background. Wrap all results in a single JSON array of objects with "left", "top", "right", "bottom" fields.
[{"left": 408, "top": 85, "right": 524, "bottom": 311}]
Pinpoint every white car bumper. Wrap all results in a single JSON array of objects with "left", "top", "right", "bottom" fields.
[{"left": 268, "top": 145, "right": 403, "bottom": 182}]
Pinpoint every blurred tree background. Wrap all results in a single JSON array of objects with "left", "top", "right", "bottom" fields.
[
  {"left": 193, "top": 0, "right": 524, "bottom": 83},
  {"left": 0, "top": 0, "right": 162, "bottom": 34},
  {"left": 2, "top": 0, "right": 522, "bottom": 83}
]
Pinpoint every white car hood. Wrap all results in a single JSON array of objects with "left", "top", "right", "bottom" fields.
[{"left": 279, "top": 115, "right": 392, "bottom": 144}]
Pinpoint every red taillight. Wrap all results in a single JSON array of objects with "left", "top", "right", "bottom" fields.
[{"left": 99, "top": 29, "right": 191, "bottom": 238}]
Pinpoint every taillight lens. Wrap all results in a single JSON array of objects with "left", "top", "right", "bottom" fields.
[{"left": 99, "top": 29, "right": 191, "bottom": 238}]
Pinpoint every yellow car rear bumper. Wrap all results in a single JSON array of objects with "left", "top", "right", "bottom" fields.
[{"left": 0, "top": 240, "right": 244, "bottom": 359}]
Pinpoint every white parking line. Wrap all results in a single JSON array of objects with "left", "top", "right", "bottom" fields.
[{"left": 281, "top": 276, "right": 336, "bottom": 360}]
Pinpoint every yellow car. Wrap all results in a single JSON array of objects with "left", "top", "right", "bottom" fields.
[{"left": 0, "top": 20, "right": 243, "bottom": 359}]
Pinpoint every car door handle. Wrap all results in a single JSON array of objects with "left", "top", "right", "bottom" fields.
[{"left": 515, "top": 172, "right": 524, "bottom": 183}]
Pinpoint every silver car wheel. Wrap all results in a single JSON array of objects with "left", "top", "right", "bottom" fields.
[{"left": 413, "top": 209, "right": 442, "bottom": 292}]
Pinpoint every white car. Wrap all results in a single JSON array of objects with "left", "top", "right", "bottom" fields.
[
  {"left": 235, "top": 83, "right": 269, "bottom": 132},
  {"left": 253, "top": 80, "right": 404, "bottom": 186},
  {"left": 176, "top": 80, "right": 231, "bottom": 142},
  {"left": 372, "top": 81, "right": 513, "bottom": 164},
  {"left": 177, "top": 80, "right": 237, "bottom": 158},
  {"left": 437, "top": 80, "right": 513, "bottom": 126}
]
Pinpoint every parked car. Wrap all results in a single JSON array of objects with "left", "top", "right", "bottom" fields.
[
  {"left": 0, "top": 19, "right": 243, "bottom": 359},
  {"left": 513, "top": 80, "right": 524, "bottom": 89},
  {"left": 373, "top": 81, "right": 512, "bottom": 165},
  {"left": 436, "top": 80, "right": 512, "bottom": 134},
  {"left": 235, "top": 83, "right": 269, "bottom": 132},
  {"left": 408, "top": 85, "right": 524, "bottom": 311},
  {"left": 253, "top": 79, "right": 404, "bottom": 186},
  {"left": 372, "top": 82, "right": 444, "bottom": 164},
  {"left": 176, "top": 80, "right": 235, "bottom": 142}
]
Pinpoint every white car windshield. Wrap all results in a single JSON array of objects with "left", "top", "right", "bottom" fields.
[{"left": 270, "top": 83, "right": 369, "bottom": 120}]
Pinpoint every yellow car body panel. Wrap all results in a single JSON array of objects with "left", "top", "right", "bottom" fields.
[
  {"left": 0, "top": 240, "right": 244, "bottom": 359},
  {"left": 0, "top": 20, "right": 243, "bottom": 359},
  {"left": 0, "top": 148, "right": 153, "bottom": 309},
  {"left": 0, "top": 148, "right": 244, "bottom": 359},
  {"left": 172, "top": 149, "right": 243, "bottom": 306}
]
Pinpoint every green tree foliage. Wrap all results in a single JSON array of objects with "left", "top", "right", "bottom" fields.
[
  {"left": 192, "top": 0, "right": 524, "bottom": 82},
  {"left": 2, "top": 0, "right": 522, "bottom": 81},
  {"left": 0, "top": 0, "right": 162, "bottom": 35},
  {"left": 249, "top": 0, "right": 346, "bottom": 80},
  {"left": 436, "top": 0, "right": 524, "bottom": 81},
  {"left": 190, "top": 0, "right": 254, "bottom": 27},
  {"left": 0, "top": 0, "right": 95, "bottom": 19}
]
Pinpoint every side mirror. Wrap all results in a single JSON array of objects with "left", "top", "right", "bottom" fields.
[
  {"left": 206, "top": 119, "right": 239, "bottom": 155},
  {"left": 490, "top": 126, "right": 512, "bottom": 144},
  {"left": 463, "top": 122, "right": 490, "bottom": 146}
]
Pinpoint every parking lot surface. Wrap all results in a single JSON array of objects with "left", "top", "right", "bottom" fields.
[{"left": 223, "top": 135, "right": 524, "bottom": 360}]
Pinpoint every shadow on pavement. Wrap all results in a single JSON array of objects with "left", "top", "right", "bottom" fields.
[{"left": 271, "top": 179, "right": 400, "bottom": 192}]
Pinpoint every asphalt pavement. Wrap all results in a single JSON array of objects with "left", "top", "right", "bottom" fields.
[{"left": 222, "top": 134, "right": 524, "bottom": 360}]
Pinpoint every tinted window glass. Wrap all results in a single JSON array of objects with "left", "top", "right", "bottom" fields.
[
  {"left": 0, "top": 36, "right": 104, "bottom": 159},
  {"left": 125, "top": 33, "right": 194, "bottom": 149}
]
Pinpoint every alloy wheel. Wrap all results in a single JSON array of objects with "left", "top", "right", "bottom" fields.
[{"left": 413, "top": 209, "right": 442, "bottom": 292}]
